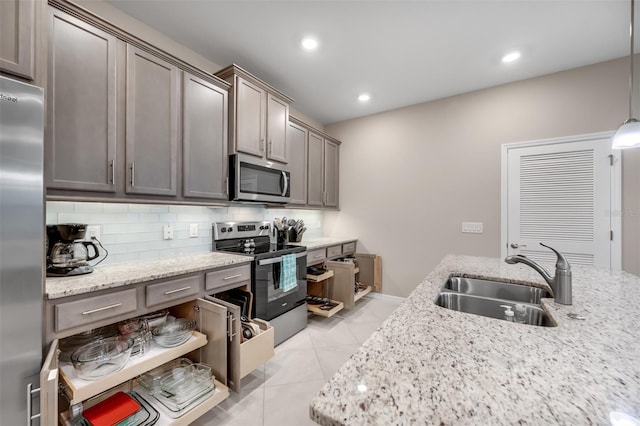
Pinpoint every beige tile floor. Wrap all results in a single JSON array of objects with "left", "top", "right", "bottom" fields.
[{"left": 192, "top": 295, "right": 402, "bottom": 426}]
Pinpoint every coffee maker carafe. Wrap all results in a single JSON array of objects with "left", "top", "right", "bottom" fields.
[{"left": 46, "top": 224, "right": 101, "bottom": 277}]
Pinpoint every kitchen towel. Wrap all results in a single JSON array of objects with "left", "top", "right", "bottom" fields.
[{"left": 281, "top": 254, "right": 297, "bottom": 292}]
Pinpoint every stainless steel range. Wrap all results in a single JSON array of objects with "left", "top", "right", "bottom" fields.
[{"left": 212, "top": 221, "right": 307, "bottom": 345}]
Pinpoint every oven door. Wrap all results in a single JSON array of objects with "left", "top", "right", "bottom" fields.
[
  {"left": 253, "top": 251, "right": 307, "bottom": 320},
  {"left": 230, "top": 154, "right": 290, "bottom": 203}
]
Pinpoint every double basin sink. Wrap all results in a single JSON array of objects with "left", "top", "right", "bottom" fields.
[{"left": 435, "top": 275, "right": 556, "bottom": 327}]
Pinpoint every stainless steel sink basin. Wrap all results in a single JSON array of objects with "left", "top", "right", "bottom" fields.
[
  {"left": 435, "top": 292, "right": 556, "bottom": 327},
  {"left": 444, "top": 275, "right": 551, "bottom": 304}
]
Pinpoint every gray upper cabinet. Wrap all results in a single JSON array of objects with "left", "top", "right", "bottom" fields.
[
  {"left": 307, "top": 131, "right": 324, "bottom": 207},
  {"left": 0, "top": 0, "right": 34, "bottom": 79},
  {"left": 182, "top": 72, "right": 229, "bottom": 200},
  {"left": 287, "top": 120, "right": 308, "bottom": 205},
  {"left": 266, "top": 93, "right": 289, "bottom": 163},
  {"left": 46, "top": 8, "right": 117, "bottom": 193},
  {"left": 216, "top": 64, "right": 293, "bottom": 164},
  {"left": 126, "top": 46, "right": 179, "bottom": 196},
  {"left": 324, "top": 138, "right": 340, "bottom": 208},
  {"left": 235, "top": 76, "right": 266, "bottom": 157}
]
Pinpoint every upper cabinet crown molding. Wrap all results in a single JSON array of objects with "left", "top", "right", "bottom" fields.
[{"left": 215, "top": 64, "right": 294, "bottom": 104}]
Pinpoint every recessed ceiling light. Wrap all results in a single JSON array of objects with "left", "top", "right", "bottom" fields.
[
  {"left": 301, "top": 37, "right": 319, "bottom": 51},
  {"left": 358, "top": 93, "right": 371, "bottom": 102},
  {"left": 502, "top": 51, "right": 521, "bottom": 64}
]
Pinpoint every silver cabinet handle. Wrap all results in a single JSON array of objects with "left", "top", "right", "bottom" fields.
[
  {"left": 130, "top": 163, "right": 135, "bottom": 187},
  {"left": 281, "top": 170, "right": 288, "bottom": 196},
  {"left": 27, "top": 383, "right": 40, "bottom": 425},
  {"left": 164, "top": 286, "right": 192, "bottom": 295},
  {"left": 223, "top": 274, "right": 242, "bottom": 280},
  {"left": 224, "top": 177, "right": 229, "bottom": 195},
  {"left": 268, "top": 139, "right": 272, "bottom": 155},
  {"left": 260, "top": 138, "right": 265, "bottom": 152},
  {"left": 109, "top": 160, "right": 114, "bottom": 184},
  {"left": 227, "top": 313, "right": 236, "bottom": 342},
  {"left": 82, "top": 303, "right": 122, "bottom": 315},
  {"left": 510, "top": 243, "right": 527, "bottom": 249}
]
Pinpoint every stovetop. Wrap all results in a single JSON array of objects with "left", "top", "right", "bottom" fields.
[{"left": 212, "top": 221, "right": 305, "bottom": 260}]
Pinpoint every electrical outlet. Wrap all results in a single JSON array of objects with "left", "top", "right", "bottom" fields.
[
  {"left": 189, "top": 224, "right": 198, "bottom": 238},
  {"left": 462, "top": 222, "right": 483, "bottom": 234},
  {"left": 163, "top": 224, "right": 174, "bottom": 240},
  {"left": 86, "top": 225, "right": 101, "bottom": 241}
]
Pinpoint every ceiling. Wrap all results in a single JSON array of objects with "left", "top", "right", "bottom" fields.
[{"left": 105, "top": 0, "right": 634, "bottom": 125}]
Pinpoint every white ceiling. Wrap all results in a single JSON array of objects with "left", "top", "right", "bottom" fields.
[{"left": 105, "top": 0, "right": 633, "bottom": 125}]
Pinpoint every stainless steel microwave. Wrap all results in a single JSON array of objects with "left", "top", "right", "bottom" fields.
[{"left": 229, "top": 154, "right": 290, "bottom": 203}]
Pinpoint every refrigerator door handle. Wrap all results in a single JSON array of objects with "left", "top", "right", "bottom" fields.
[{"left": 27, "top": 383, "right": 41, "bottom": 425}]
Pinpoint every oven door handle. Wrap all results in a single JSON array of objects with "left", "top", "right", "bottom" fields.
[{"left": 257, "top": 251, "right": 307, "bottom": 266}]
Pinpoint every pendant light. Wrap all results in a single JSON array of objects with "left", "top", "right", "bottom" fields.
[{"left": 613, "top": 0, "right": 640, "bottom": 149}]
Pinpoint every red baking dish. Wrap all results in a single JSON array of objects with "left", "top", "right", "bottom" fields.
[{"left": 83, "top": 392, "right": 141, "bottom": 426}]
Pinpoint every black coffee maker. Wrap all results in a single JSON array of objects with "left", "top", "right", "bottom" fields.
[{"left": 46, "top": 224, "right": 100, "bottom": 277}]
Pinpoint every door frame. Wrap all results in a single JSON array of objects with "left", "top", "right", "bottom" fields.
[{"left": 500, "top": 131, "right": 621, "bottom": 269}]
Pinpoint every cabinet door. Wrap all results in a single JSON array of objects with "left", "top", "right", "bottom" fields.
[
  {"left": 287, "top": 122, "right": 308, "bottom": 205},
  {"left": 194, "top": 299, "right": 229, "bottom": 391},
  {"left": 183, "top": 73, "right": 228, "bottom": 199},
  {"left": 40, "top": 339, "right": 59, "bottom": 426},
  {"left": 46, "top": 9, "right": 117, "bottom": 192},
  {"left": 307, "top": 131, "right": 324, "bottom": 206},
  {"left": 0, "top": 0, "right": 33, "bottom": 79},
  {"left": 266, "top": 94, "right": 288, "bottom": 163},
  {"left": 235, "top": 76, "right": 265, "bottom": 157},
  {"left": 324, "top": 139, "right": 339, "bottom": 208},
  {"left": 126, "top": 46, "right": 179, "bottom": 196},
  {"left": 204, "top": 295, "right": 241, "bottom": 392}
]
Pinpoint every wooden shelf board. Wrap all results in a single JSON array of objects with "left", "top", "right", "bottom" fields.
[
  {"left": 307, "top": 300, "right": 344, "bottom": 318},
  {"left": 354, "top": 285, "right": 372, "bottom": 303},
  {"left": 60, "top": 331, "right": 208, "bottom": 404},
  {"left": 306, "top": 270, "right": 334, "bottom": 282}
]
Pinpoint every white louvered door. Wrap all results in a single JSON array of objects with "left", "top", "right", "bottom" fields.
[{"left": 504, "top": 135, "right": 620, "bottom": 269}]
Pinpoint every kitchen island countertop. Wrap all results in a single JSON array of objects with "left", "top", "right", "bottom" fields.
[
  {"left": 310, "top": 254, "right": 640, "bottom": 425},
  {"left": 45, "top": 252, "right": 253, "bottom": 299}
]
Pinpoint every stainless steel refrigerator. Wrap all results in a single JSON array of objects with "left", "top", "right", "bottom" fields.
[{"left": 0, "top": 75, "right": 45, "bottom": 425}]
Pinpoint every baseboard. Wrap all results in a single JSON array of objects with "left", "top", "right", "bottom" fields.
[{"left": 364, "top": 292, "right": 405, "bottom": 304}]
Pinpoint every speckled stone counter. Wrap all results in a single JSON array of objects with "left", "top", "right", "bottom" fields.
[
  {"left": 310, "top": 255, "right": 640, "bottom": 425},
  {"left": 46, "top": 252, "right": 252, "bottom": 299},
  {"left": 294, "top": 237, "right": 358, "bottom": 250}
]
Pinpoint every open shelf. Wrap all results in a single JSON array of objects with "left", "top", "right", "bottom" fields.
[
  {"left": 307, "top": 299, "right": 344, "bottom": 317},
  {"left": 134, "top": 380, "right": 228, "bottom": 426},
  {"left": 306, "top": 270, "right": 334, "bottom": 282},
  {"left": 59, "top": 332, "right": 207, "bottom": 404},
  {"left": 354, "top": 284, "right": 372, "bottom": 303}
]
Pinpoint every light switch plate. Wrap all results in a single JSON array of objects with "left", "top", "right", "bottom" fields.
[
  {"left": 163, "top": 224, "right": 174, "bottom": 240},
  {"left": 189, "top": 224, "right": 198, "bottom": 238},
  {"left": 462, "top": 222, "right": 483, "bottom": 234}
]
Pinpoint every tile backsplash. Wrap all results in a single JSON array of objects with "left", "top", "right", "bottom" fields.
[{"left": 46, "top": 202, "right": 323, "bottom": 266}]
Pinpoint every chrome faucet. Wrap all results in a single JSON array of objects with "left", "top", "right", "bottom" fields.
[{"left": 504, "top": 243, "right": 572, "bottom": 305}]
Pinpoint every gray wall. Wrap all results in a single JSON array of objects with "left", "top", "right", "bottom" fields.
[{"left": 325, "top": 57, "right": 640, "bottom": 297}]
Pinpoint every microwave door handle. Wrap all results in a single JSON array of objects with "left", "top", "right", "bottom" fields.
[{"left": 281, "top": 170, "right": 288, "bottom": 196}]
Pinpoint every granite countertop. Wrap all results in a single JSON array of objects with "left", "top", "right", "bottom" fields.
[
  {"left": 295, "top": 237, "right": 358, "bottom": 250},
  {"left": 310, "top": 255, "right": 640, "bottom": 425},
  {"left": 45, "top": 252, "right": 253, "bottom": 299}
]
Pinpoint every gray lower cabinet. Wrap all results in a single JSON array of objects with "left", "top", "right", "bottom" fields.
[
  {"left": 307, "top": 131, "right": 325, "bottom": 206},
  {"left": 324, "top": 138, "right": 340, "bottom": 208},
  {"left": 287, "top": 120, "right": 308, "bottom": 205},
  {"left": 182, "top": 72, "right": 229, "bottom": 199},
  {"left": 126, "top": 45, "right": 179, "bottom": 196},
  {"left": 0, "top": 0, "right": 34, "bottom": 79},
  {"left": 46, "top": 8, "right": 117, "bottom": 193}
]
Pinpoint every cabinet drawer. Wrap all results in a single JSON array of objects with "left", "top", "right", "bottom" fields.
[
  {"left": 327, "top": 244, "right": 342, "bottom": 259},
  {"left": 55, "top": 289, "right": 137, "bottom": 332},
  {"left": 342, "top": 242, "right": 356, "bottom": 254},
  {"left": 146, "top": 275, "right": 200, "bottom": 307},
  {"left": 206, "top": 264, "right": 251, "bottom": 292},
  {"left": 307, "top": 248, "right": 326, "bottom": 265},
  {"left": 240, "top": 318, "right": 274, "bottom": 378}
]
